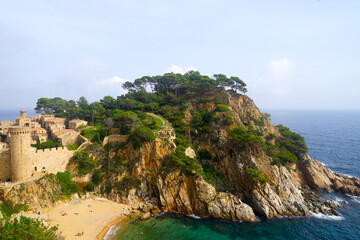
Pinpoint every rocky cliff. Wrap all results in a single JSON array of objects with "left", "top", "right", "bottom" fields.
[
  {"left": 4, "top": 90, "right": 360, "bottom": 221},
  {"left": 83, "top": 90, "right": 360, "bottom": 220}
]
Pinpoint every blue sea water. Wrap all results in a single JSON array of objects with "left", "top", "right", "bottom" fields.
[
  {"left": 0, "top": 109, "right": 37, "bottom": 122},
  {"left": 109, "top": 110, "right": 360, "bottom": 240}
]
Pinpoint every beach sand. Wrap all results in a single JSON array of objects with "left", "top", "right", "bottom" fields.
[{"left": 29, "top": 197, "right": 130, "bottom": 240}]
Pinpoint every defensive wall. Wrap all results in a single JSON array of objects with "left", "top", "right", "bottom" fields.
[
  {"left": 0, "top": 150, "right": 11, "bottom": 181},
  {"left": 0, "top": 126, "right": 75, "bottom": 183},
  {"left": 102, "top": 135, "right": 128, "bottom": 146},
  {"left": 29, "top": 147, "right": 74, "bottom": 177}
]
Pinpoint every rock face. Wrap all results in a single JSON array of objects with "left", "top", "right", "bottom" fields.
[
  {"left": 4, "top": 90, "right": 360, "bottom": 222},
  {"left": 156, "top": 171, "right": 256, "bottom": 221},
  {"left": 95, "top": 91, "right": 360, "bottom": 220},
  {"left": 4, "top": 175, "right": 65, "bottom": 212}
]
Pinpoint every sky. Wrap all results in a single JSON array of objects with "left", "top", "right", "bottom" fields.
[{"left": 1, "top": 0, "right": 359, "bottom": 110}]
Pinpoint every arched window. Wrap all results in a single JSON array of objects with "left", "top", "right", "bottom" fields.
[{"left": 35, "top": 167, "right": 37, "bottom": 171}]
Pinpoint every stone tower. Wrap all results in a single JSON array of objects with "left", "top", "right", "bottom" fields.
[
  {"left": 20, "top": 110, "right": 27, "bottom": 118},
  {"left": 8, "top": 127, "right": 31, "bottom": 182}
]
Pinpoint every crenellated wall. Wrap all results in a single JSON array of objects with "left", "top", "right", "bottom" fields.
[
  {"left": 28, "top": 147, "right": 74, "bottom": 175},
  {"left": 0, "top": 126, "right": 75, "bottom": 183}
]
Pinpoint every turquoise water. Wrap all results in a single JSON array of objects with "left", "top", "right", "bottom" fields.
[{"left": 109, "top": 110, "right": 360, "bottom": 240}]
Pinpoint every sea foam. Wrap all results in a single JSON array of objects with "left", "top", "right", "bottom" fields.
[
  {"left": 310, "top": 212, "right": 344, "bottom": 221},
  {"left": 103, "top": 225, "right": 121, "bottom": 240}
]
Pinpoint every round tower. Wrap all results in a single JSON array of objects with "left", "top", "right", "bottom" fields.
[
  {"left": 20, "top": 110, "right": 27, "bottom": 118},
  {"left": 8, "top": 127, "right": 32, "bottom": 182}
]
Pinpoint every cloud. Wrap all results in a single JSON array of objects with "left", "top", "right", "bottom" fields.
[
  {"left": 96, "top": 76, "right": 128, "bottom": 86},
  {"left": 267, "top": 58, "right": 295, "bottom": 79},
  {"left": 250, "top": 58, "right": 296, "bottom": 98},
  {"left": 166, "top": 64, "right": 197, "bottom": 74}
]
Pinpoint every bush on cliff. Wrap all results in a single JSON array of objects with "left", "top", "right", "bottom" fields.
[
  {"left": 0, "top": 216, "right": 59, "bottom": 240},
  {"left": 128, "top": 125, "right": 155, "bottom": 149},
  {"left": 229, "top": 125, "right": 263, "bottom": 147},
  {"left": 55, "top": 172, "right": 78, "bottom": 197},
  {"left": 246, "top": 167, "right": 269, "bottom": 183},
  {"left": 0, "top": 201, "right": 29, "bottom": 220}
]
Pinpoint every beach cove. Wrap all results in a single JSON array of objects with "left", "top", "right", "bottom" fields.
[{"left": 18, "top": 197, "right": 131, "bottom": 240}]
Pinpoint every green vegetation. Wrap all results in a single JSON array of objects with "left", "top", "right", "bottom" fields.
[
  {"left": 128, "top": 126, "right": 155, "bottom": 149},
  {"left": 81, "top": 125, "right": 110, "bottom": 143},
  {"left": 246, "top": 167, "right": 269, "bottom": 183},
  {"left": 215, "top": 104, "right": 230, "bottom": 112},
  {"left": 162, "top": 146, "right": 203, "bottom": 176},
  {"left": 72, "top": 150, "right": 96, "bottom": 175},
  {"left": 0, "top": 201, "right": 29, "bottom": 220},
  {"left": 0, "top": 216, "right": 59, "bottom": 240},
  {"left": 91, "top": 169, "right": 103, "bottom": 186},
  {"left": 229, "top": 125, "right": 263, "bottom": 147},
  {"left": 31, "top": 140, "right": 63, "bottom": 150},
  {"left": 67, "top": 143, "right": 80, "bottom": 150},
  {"left": 117, "top": 176, "right": 141, "bottom": 192},
  {"left": 277, "top": 124, "right": 308, "bottom": 157},
  {"left": 33, "top": 72, "right": 309, "bottom": 195},
  {"left": 55, "top": 172, "right": 78, "bottom": 196}
]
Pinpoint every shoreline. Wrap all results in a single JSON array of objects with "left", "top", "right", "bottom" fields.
[
  {"left": 32, "top": 197, "right": 132, "bottom": 240},
  {"left": 97, "top": 216, "right": 128, "bottom": 240}
]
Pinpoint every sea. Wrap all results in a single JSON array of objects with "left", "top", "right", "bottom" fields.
[
  {"left": 105, "top": 110, "right": 360, "bottom": 240},
  {"left": 0, "top": 109, "right": 37, "bottom": 122}
]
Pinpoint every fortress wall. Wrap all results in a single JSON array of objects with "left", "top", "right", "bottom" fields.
[
  {"left": 59, "top": 132, "right": 79, "bottom": 146},
  {"left": 0, "top": 150, "right": 11, "bottom": 181},
  {"left": 29, "top": 147, "right": 74, "bottom": 175},
  {"left": 102, "top": 135, "right": 128, "bottom": 146}
]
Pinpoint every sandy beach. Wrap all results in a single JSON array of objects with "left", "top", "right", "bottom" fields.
[{"left": 23, "top": 197, "right": 131, "bottom": 240}]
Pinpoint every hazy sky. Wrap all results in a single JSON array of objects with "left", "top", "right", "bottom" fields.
[{"left": 1, "top": 0, "right": 359, "bottom": 110}]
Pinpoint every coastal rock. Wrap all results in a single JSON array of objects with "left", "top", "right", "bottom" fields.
[
  {"left": 157, "top": 172, "right": 256, "bottom": 221},
  {"left": 141, "top": 212, "right": 151, "bottom": 221}
]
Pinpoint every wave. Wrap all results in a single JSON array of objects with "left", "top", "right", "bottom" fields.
[
  {"left": 188, "top": 214, "right": 201, "bottom": 219},
  {"left": 346, "top": 194, "right": 360, "bottom": 204},
  {"left": 310, "top": 212, "right": 344, "bottom": 221},
  {"left": 103, "top": 225, "right": 121, "bottom": 240}
]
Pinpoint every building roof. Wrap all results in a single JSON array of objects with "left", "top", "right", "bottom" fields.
[
  {"left": 53, "top": 129, "right": 78, "bottom": 137},
  {"left": 69, "top": 119, "right": 87, "bottom": 123}
]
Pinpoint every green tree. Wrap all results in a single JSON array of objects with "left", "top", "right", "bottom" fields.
[{"left": 0, "top": 216, "right": 59, "bottom": 240}]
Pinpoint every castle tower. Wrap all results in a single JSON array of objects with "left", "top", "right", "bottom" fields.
[
  {"left": 20, "top": 110, "right": 27, "bottom": 118},
  {"left": 8, "top": 127, "right": 32, "bottom": 182}
]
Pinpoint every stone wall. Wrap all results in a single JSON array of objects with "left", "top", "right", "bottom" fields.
[
  {"left": 0, "top": 150, "right": 11, "bottom": 181},
  {"left": 102, "top": 135, "right": 128, "bottom": 146},
  {"left": 58, "top": 132, "right": 79, "bottom": 146},
  {"left": 28, "top": 147, "right": 74, "bottom": 176}
]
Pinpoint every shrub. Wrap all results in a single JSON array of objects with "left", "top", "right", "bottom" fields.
[
  {"left": 198, "top": 149, "right": 212, "bottom": 161},
  {"left": 67, "top": 143, "right": 79, "bottom": 150},
  {"left": 55, "top": 172, "right": 78, "bottom": 196},
  {"left": 31, "top": 140, "right": 62, "bottom": 150},
  {"left": 162, "top": 146, "right": 204, "bottom": 176},
  {"left": 128, "top": 126, "right": 155, "bottom": 149},
  {"left": 246, "top": 167, "right": 269, "bottom": 183},
  {"left": 92, "top": 169, "right": 103, "bottom": 186},
  {"left": 229, "top": 125, "right": 263, "bottom": 147},
  {"left": 277, "top": 124, "right": 308, "bottom": 157},
  {"left": 0, "top": 216, "right": 59, "bottom": 239},
  {"left": 215, "top": 104, "right": 230, "bottom": 112},
  {"left": 86, "top": 182, "right": 95, "bottom": 192},
  {"left": 118, "top": 176, "right": 141, "bottom": 191},
  {"left": 223, "top": 115, "right": 234, "bottom": 125},
  {"left": 0, "top": 201, "right": 28, "bottom": 220}
]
